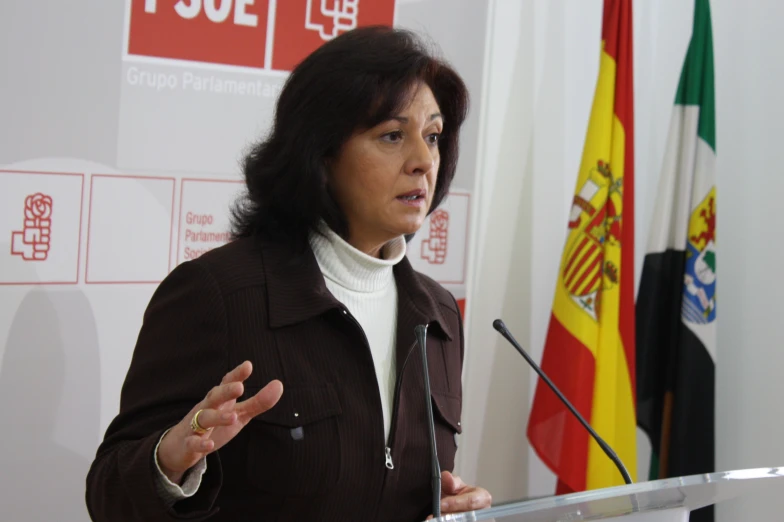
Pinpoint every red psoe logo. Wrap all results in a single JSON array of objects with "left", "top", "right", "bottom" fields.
[
  {"left": 271, "top": 0, "right": 396, "bottom": 71},
  {"left": 127, "top": 0, "right": 396, "bottom": 72},
  {"left": 11, "top": 193, "right": 53, "bottom": 261},
  {"left": 128, "top": 0, "right": 271, "bottom": 69},
  {"left": 421, "top": 209, "right": 449, "bottom": 265}
]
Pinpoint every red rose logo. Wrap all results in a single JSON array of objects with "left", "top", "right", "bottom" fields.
[
  {"left": 12, "top": 192, "right": 53, "bottom": 261},
  {"left": 421, "top": 209, "right": 449, "bottom": 265},
  {"left": 25, "top": 193, "right": 53, "bottom": 220}
]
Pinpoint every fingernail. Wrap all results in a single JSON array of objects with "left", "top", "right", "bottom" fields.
[
  {"left": 441, "top": 501, "right": 448, "bottom": 510},
  {"left": 221, "top": 412, "right": 233, "bottom": 421},
  {"left": 201, "top": 440, "right": 210, "bottom": 450}
]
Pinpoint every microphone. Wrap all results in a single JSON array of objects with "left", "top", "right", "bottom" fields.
[
  {"left": 492, "top": 319, "right": 633, "bottom": 486},
  {"left": 415, "top": 324, "right": 442, "bottom": 518}
]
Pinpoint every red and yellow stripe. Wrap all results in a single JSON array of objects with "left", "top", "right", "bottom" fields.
[{"left": 527, "top": 0, "right": 636, "bottom": 493}]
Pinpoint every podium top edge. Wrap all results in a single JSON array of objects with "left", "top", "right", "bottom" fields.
[{"left": 429, "top": 467, "right": 784, "bottom": 522}]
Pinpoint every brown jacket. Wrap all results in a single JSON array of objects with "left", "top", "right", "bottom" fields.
[{"left": 85, "top": 234, "right": 464, "bottom": 522}]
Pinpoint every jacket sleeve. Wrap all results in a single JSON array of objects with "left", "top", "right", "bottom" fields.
[
  {"left": 154, "top": 431, "right": 208, "bottom": 502},
  {"left": 86, "top": 260, "right": 228, "bottom": 521}
]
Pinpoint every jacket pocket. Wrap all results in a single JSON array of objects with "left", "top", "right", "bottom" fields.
[
  {"left": 245, "top": 383, "right": 342, "bottom": 497},
  {"left": 431, "top": 390, "right": 462, "bottom": 471}
]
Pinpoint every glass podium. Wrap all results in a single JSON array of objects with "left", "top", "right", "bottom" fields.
[{"left": 430, "top": 467, "right": 784, "bottom": 521}]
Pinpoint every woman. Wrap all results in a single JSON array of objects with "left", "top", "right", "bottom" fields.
[{"left": 86, "top": 26, "right": 491, "bottom": 522}]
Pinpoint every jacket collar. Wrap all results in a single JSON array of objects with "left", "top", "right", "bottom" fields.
[
  {"left": 393, "top": 258, "right": 453, "bottom": 341},
  {"left": 260, "top": 236, "right": 453, "bottom": 341}
]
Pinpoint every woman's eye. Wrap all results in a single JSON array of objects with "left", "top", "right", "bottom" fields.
[
  {"left": 382, "top": 131, "right": 403, "bottom": 143},
  {"left": 427, "top": 133, "right": 441, "bottom": 145}
]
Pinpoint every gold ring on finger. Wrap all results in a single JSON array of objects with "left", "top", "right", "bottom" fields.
[{"left": 190, "top": 409, "right": 212, "bottom": 435}]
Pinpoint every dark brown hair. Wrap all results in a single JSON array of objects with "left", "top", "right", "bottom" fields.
[{"left": 231, "top": 25, "right": 469, "bottom": 249}]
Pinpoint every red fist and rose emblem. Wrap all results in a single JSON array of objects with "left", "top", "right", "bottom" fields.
[{"left": 11, "top": 193, "right": 54, "bottom": 261}]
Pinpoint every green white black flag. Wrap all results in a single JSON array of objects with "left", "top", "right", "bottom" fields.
[{"left": 636, "top": 0, "right": 716, "bottom": 521}]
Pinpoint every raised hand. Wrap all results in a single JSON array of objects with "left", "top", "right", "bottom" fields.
[{"left": 156, "top": 361, "right": 283, "bottom": 484}]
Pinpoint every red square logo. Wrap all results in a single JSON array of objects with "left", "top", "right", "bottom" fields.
[
  {"left": 128, "top": 0, "right": 271, "bottom": 69},
  {"left": 272, "top": 0, "right": 397, "bottom": 72}
]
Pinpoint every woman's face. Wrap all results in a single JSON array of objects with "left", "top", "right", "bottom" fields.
[{"left": 329, "top": 83, "right": 443, "bottom": 255}]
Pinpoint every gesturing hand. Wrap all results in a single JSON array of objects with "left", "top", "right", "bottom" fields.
[
  {"left": 156, "top": 361, "right": 283, "bottom": 484},
  {"left": 427, "top": 471, "right": 492, "bottom": 519}
]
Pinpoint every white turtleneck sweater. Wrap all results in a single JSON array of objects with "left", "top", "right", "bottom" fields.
[
  {"left": 155, "top": 226, "right": 406, "bottom": 501},
  {"left": 309, "top": 224, "right": 406, "bottom": 440}
]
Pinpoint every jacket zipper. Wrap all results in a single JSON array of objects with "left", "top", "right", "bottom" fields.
[
  {"left": 384, "top": 340, "right": 417, "bottom": 469},
  {"left": 340, "top": 308, "right": 420, "bottom": 470},
  {"left": 375, "top": 334, "right": 423, "bottom": 522}
]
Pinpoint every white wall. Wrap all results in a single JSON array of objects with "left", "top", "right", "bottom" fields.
[
  {"left": 713, "top": 0, "right": 784, "bottom": 519},
  {"left": 460, "top": 0, "right": 784, "bottom": 519}
]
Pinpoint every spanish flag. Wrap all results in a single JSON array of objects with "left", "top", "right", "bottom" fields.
[{"left": 527, "top": 0, "right": 636, "bottom": 494}]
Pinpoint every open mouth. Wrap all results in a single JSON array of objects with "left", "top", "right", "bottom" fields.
[{"left": 396, "top": 189, "right": 426, "bottom": 205}]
